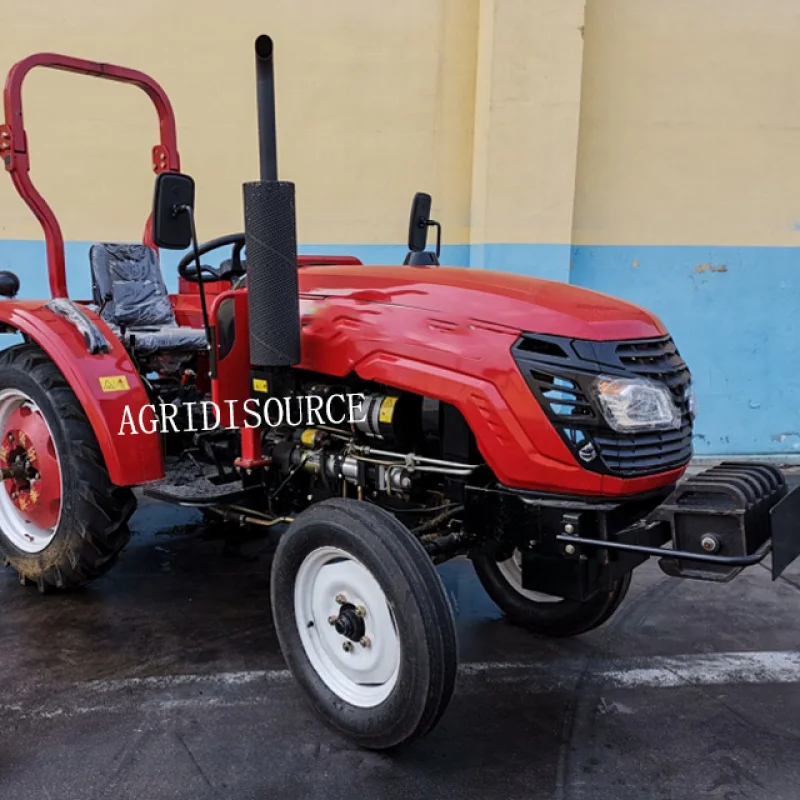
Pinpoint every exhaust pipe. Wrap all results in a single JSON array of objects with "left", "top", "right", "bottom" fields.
[
  {"left": 244, "top": 34, "right": 301, "bottom": 371},
  {"left": 255, "top": 34, "right": 278, "bottom": 182}
]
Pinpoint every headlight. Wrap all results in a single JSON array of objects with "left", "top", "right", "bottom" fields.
[
  {"left": 685, "top": 382, "right": 697, "bottom": 420},
  {"left": 590, "top": 376, "right": 681, "bottom": 432}
]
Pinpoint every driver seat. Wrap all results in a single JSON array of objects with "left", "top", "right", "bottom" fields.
[{"left": 89, "top": 243, "right": 208, "bottom": 354}]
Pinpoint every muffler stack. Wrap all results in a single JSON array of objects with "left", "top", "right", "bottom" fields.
[
  {"left": 653, "top": 462, "right": 786, "bottom": 582},
  {"left": 245, "top": 35, "right": 301, "bottom": 374}
]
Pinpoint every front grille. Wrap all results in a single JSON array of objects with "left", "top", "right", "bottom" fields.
[{"left": 513, "top": 333, "right": 693, "bottom": 478}]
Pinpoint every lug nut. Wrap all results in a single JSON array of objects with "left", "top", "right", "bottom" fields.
[
  {"left": 328, "top": 615, "right": 337, "bottom": 626},
  {"left": 342, "top": 641, "right": 353, "bottom": 653},
  {"left": 355, "top": 605, "right": 366, "bottom": 618},
  {"left": 700, "top": 534, "right": 719, "bottom": 553},
  {"left": 359, "top": 636, "right": 371, "bottom": 648},
  {"left": 565, "top": 544, "right": 576, "bottom": 555},
  {"left": 335, "top": 594, "right": 346, "bottom": 605}
]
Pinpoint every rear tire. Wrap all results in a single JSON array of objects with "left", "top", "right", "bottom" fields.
[
  {"left": 270, "top": 498, "right": 458, "bottom": 750},
  {"left": 0, "top": 344, "right": 136, "bottom": 590},
  {"left": 472, "top": 545, "right": 631, "bottom": 637}
]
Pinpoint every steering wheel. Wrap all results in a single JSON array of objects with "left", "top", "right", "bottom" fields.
[{"left": 177, "top": 233, "right": 246, "bottom": 283}]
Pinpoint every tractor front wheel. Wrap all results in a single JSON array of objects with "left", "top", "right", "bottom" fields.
[
  {"left": 0, "top": 344, "right": 136, "bottom": 591},
  {"left": 472, "top": 546, "right": 631, "bottom": 637},
  {"left": 270, "top": 498, "right": 458, "bottom": 750}
]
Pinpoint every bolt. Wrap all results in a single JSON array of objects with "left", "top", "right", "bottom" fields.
[
  {"left": 328, "top": 615, "right": 337, "bottom": 626},
  {"left": 528, "top": 540, "right": 536, "bottom": 548},
  {"left": 564, "top": 523, "right": 575, "bottom": 534},
  {"left": 1, "top": 131, "right": 9, "bottom": 139},
  {"left": 700, "top": 534, "right": 719, "bottom": 553},
  {"left": 565, "top": 544, "right": 576, "bottom": 555},
  {"left": 355, "top": 605, "right": 366, "bottom": 618},
  {"left": 335, "top": 594, "right": 346, "bottom": 605},
  {"left": 342, "top": 641, "right": 353, "bottom": 653},
  {"left": 359, "top": 636, "right": 371, "bottom": 648},
  {"left": 401, "top": 477, "right": 411, "bottom": 489}
]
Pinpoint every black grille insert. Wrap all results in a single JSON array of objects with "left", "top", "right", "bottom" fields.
[{"left": 513, "top": 333, "right": 694, "bottom": 478}]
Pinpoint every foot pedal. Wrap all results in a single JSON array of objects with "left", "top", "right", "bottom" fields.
[
  {"left": 143, "top": 458, "right": 254, "bottom": 506},
  {"left": 652, "top": 462, "right": 786, "bottom": 582}
]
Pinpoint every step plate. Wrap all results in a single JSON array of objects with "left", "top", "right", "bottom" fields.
[{"left": 143, "top": 460, "right": 253, "bottom": 507}]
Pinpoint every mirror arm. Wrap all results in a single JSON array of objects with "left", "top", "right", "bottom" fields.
[{"left": 428, "top": 220, "right": 441, "bottom": 259}]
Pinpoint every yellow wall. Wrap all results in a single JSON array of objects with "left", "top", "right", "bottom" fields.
[
  {"left": 470, "top": 0, "right": 585, "bottom": 247},
  {"left": 574, "top": 0, "right": 800, "bottom": 247},
  {"left": 3, "top": 0, "right": 799, "bottom": 252},
  {"left": 0, "top": 0, "right": 479, "bottom": 245}
]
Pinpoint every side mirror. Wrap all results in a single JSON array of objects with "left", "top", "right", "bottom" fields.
[
  {"left": 152, "top": 172, "right": 195, "bottom": 249},
  {"left": 407, "top": 192, "right": 432, "bottom": 252}
]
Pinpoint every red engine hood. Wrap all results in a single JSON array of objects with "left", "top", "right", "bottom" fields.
[{"left": 297, "top": 265, "right": 665, "bottom": 341}]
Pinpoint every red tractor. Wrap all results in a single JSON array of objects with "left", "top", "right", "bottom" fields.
[{"left": 0, "top": 36, "right": 798, "bottom": 749}]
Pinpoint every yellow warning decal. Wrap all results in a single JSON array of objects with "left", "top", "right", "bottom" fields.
[
  {"left": 301, "top": 429, "right": 317, "bottom": 448},
  {"left": 379, "top": 396, "right": 398, "bottom": 424},
  {"left": 99, "top": 376, "right": 130, "bottom": 393},
  {"left": 253, "top": 378, "right": 269, "bottom": 393}
]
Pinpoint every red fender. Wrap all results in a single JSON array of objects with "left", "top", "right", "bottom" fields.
[{"left": 0, "top": 300, "right": 163, "bottom": 486}]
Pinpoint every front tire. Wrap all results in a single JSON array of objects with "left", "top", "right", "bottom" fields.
[
  {"left": 270, "top": 498, "right": 458, "bottom": 750},
  {"left": 0, "top": 344, "right": 136, "bottom": 590},
  {"left": 472, "top": 545, "right": 631, "bottom": 637}
]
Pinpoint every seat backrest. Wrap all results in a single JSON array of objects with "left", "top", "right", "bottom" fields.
[{"left": 90, "top": 243, "right": 176, "bottom": 328}]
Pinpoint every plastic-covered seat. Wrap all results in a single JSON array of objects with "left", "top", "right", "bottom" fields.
[{"left": 89, "top": 243, "right": 207, "bottom": 355}]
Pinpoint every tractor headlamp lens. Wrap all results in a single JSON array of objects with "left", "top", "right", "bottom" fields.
[
  {"left": 685, "top": 382, "right": 697, "bottom": 420},
  {"left": 591, "top": 376, "right": 681, "bottom": 433}
]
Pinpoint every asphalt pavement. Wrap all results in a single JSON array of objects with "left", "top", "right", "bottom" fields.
[{"left": 1, "top": 485, "right": 800, "bottom": 800}]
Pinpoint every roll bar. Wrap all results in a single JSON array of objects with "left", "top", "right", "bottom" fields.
[{"left": 0, "top": 53, "right": 181, "bottom": 298}]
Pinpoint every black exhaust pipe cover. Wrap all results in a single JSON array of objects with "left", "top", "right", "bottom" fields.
[{"left": 246, "top": 34, "right": 301, "bottom": 368}]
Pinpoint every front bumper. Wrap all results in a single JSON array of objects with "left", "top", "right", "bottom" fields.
[{"left": 465, "top": 461, "right": 800, "bottom": 600}]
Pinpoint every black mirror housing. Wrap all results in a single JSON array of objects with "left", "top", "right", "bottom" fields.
[
  {"left": 407, "top": 192, "right": 432, "bottom": 252},
  {"left": 152, "top": 172, "right": 195, "bottom": 249}
]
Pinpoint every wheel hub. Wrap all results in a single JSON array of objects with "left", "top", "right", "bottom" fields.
[
  {"left": 0, "top": 404, "right": 61, "bottom": 532},
  {"left": 332, "top": 602, "right": 367, "bottom": 642}
]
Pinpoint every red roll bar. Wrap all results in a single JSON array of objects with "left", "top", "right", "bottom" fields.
[{"left": 0, "top": 53, "right": 181, "bottom": 298}]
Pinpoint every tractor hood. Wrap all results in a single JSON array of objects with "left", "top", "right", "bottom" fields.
[{"left": 297, "top": 265, "right": 666, "bottom": 341}]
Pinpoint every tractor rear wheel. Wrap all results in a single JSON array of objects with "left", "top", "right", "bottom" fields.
[
  {"left": 0, "top": 344, "right": 136, "bottom": 591},
  {"left": 472, "top": 546, "right": 631, "bottom": 637},
  {"left": 270, "top": 498, "right": 458, "bottom": 750}
]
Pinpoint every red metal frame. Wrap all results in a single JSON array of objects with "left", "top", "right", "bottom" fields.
[{"left": 1, "top": 53, "right": 180, "bottom": 298}]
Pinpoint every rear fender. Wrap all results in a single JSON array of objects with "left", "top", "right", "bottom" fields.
[{"left": 0, "top": 300, "right": 163, "bottom": 486}]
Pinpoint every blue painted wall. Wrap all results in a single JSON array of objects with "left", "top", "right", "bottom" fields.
[{"left": 0, "top": 238, "right": 794, "bottom": 457}]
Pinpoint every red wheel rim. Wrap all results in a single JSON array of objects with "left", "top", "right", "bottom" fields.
[{"left": 0, "top": 397, "right": 62, "bottom": 539}]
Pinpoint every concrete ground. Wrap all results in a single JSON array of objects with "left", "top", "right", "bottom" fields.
[{"left": 1, "top": 482, "right": 800, "bottom": 800}]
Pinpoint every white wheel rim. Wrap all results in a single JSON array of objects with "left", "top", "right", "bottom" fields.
[
  {"left": 294, "top": 546, "right": 401, "bottom": 708},
  {"left": 497, "top": 550, "right": 563, "bottom": 603},
  {"left": 0, "top": 388, "right": 62, "bottom": 554}
]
